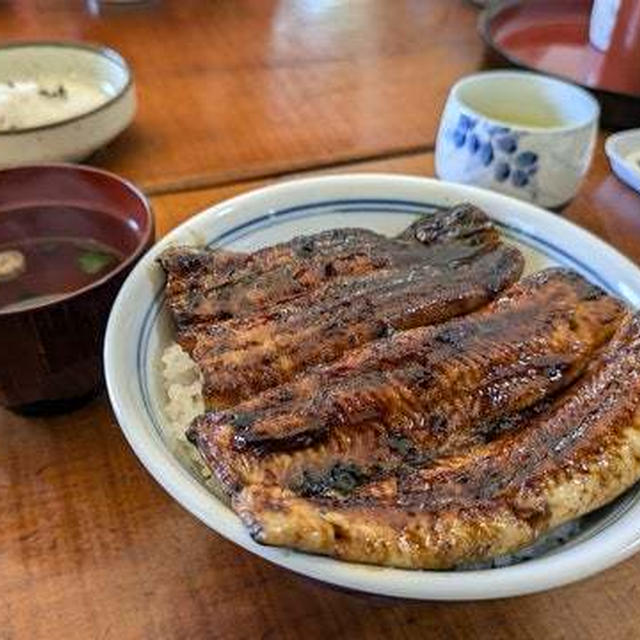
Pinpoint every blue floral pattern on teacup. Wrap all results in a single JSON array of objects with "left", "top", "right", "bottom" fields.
[{"left": 450, "top": 114, "right": 540, "bottom": 198}]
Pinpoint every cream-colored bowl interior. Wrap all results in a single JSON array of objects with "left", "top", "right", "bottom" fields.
[{"left": 454, "top": 71, "right": 599, "bottom": 131}]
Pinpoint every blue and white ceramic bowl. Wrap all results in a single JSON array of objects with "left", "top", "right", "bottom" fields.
[
  {"left": 435, "top": 71, "right": 599, "bottom": 208},
  {"left": 105, "top": 174, "right": 640, "bottom": 601}
]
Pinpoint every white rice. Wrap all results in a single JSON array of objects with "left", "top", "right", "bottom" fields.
[
  {"left": 161, "top": 343, "right": 211, "bottom": 481},
  {"left": 161, "top": 343, "right": 205, "bottom": 439},
  {"left": 160, "top": 341, "right": 583, "bottom": 568}
]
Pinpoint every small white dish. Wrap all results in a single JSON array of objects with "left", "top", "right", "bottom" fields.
[
  {"left": 105, "top": 174, "right": 640, "bottom": 601},
  {"left": 0, "top": 41, "right": 135, "bottom": 167},
  {"left": 435, "top": 71, "right": 600, "bottom": 208},
  {"left": 605, "top": 128, "right": 640, "bottom": 194}
]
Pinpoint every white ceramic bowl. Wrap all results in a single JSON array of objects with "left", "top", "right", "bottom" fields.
[
  {"left": 0, "top": 41, "right": 135, "bottom": 166},
  {"left": 605, "top": 128, "right": 640, "bottom": 194},
  {"left": 435, "top": 71, "right": 599, "bottom": 208},
  {"left": 105, "top": 174, "right": 640, "bottom": 601}
]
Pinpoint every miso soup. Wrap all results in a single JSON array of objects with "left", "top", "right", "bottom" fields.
[{"left": 0, "top": 236, "right": 124, "bottom": 313}]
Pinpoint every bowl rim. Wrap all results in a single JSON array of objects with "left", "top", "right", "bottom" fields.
[
  {"left": 0, "top": 163, "right": 154, "bottom": 316},
  {"left": 0, "top": 40, "right": 134, "bottom": 136},
  {"left": 448, "top": 69, "right": 600, "bottom": 133},
  {"left": 605, "top": 128, "right": 640, "bottom": 159},
  {"left": 105, "top": 173, "right": 640, "bottom": 600}
]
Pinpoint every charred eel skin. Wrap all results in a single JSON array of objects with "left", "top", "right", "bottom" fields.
[
  {"left": 161, "top": 204, "right": 524, "bottom": 406},
  {"left": 234, "top": 313, "right": 640, "bottom": 569},
  {"left": 189, "top": 268, "right": 626, "bottom": 496}
]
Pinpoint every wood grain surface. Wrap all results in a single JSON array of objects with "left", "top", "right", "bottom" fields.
[
  {"left": 0, "top": 0, "right": 483, "bottom": 193},
  {"left": 3, "top": 140, "right": 640, "bottom": 640}
]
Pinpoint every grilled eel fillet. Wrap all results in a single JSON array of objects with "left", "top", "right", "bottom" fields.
[
  {"left": 189, "top": 269, "right": 627, "bottom": 496},
  {"left": 233, "top": 312, "right": 640, "bottom": 569},
  {"left": 161, "top": 204, "right": 524, "bottom": 406},
  {"left": 161, "top": 203, "right": 499, "bottom": 328}
]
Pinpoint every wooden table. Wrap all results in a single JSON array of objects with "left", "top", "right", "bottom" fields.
[
  {"left": 1, "top": 0, "right": 483, "bottom": 193},
  {"left": 3, "top": 2, "right": 640, "bottom": 639}
]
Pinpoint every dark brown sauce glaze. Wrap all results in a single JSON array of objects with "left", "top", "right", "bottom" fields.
[
  {"left": 160, "top": 204, "right": 501, "bottom": 330},
  {"left": 319, "top": 313, "right": 640, "bottom": 514},
  {"left": 188, "top": 244, "right": 523, "bottom": 406},
  {"left": 189, "top": 269, "right": 627, "bottom": 498},
  {"left": 229, "top": 268, "right": 622, "bottom": 449},
  {"left": 228, "top": 314, "right": 640, "bottom": 568},
  {"left": 166, "top": 205, "right": 525, "bottom": 407}
]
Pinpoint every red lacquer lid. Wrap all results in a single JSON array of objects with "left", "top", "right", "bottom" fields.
[{"left": 480, "top": 0, "right": 640, "bottom": 115}]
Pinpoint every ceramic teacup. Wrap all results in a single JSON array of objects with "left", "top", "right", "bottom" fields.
[{"left": 435, "top": 71, "right": 600, "bottom": 208}]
